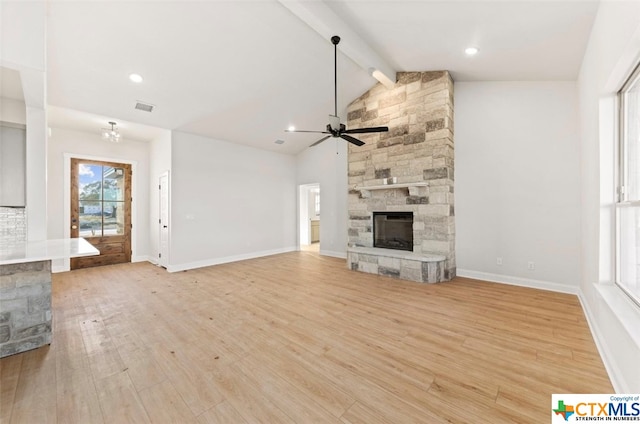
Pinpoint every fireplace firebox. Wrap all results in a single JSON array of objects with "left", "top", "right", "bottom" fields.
[{"left": 373, "top": 212, "right": 413, "bottom": 251}]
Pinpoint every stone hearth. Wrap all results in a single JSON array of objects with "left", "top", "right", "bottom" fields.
[{"left": 346, "top": 71, "right": 455, "bottom": 283}]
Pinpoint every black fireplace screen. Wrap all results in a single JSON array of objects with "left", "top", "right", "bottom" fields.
[{"left": 373, "top": 212, "right": 413, "bottom": 251}]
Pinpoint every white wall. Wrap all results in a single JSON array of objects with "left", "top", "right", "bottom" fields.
[
  {"left": 455, "top": 82, "right": 581, "bottom": 293},
  {"left": 47, "top": 127, "right": 151, "bottom": 269},
  {"left": 1, "top": 1, "right": 47, "bottom": 241},
  {"left": 577, "top": 1, "right": 640, "bottom": 393},
  {"left": 296, "top": 138, "right": 348, "bottom": 258},
  {"left": 148, "top": 130, "right": 172, "bottom": 263},
  {"left": 26, "top": 105, "right": 47, "bottom": 240},
  {"left": 169, "top": 131, "right": 297, "bottom": 271}
]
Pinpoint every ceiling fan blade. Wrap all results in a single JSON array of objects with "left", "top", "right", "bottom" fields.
[
  {"left": 340, "top": 134, "right": 365, "bottom": 146},
  {"left": 285, "top": 129, "right": 330, "bottom": 134},
  {"left": 343, "top": 126, "right": 389, "bottom": 134},
  {"left": 309, "top": 135, "right": 331, "bottom": 147}
]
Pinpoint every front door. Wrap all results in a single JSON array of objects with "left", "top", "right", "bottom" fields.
[{"left": 70, "top": 158, "right": 132, "bottom": 269}]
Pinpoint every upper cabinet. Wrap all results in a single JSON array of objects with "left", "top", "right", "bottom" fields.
[
  {"left": 0, "top": 67, "right": 27, "bottom": 207},
  {"left": 0, "top": 124, "right": 26, "bottom": 207}
]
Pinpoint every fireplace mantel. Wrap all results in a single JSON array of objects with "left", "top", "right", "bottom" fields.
[
  {"left": 354, "top": 182, "right": 429, "bottom": 198},
  {"left": 353, "top": 182, "right": 428, "bottom": 191}
]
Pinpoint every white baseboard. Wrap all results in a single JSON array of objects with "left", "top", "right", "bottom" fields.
[
  {"left": 319, "top": 249, "right": 347, "bottom": 259},
  {"left": 456, "top": 269, "right": 578, "bottom": 294},
  {"left": 132, "top": 255, "right": 152, "bottom": 264},
  {"left": 166, "top": 246, "right": 298, "bottom": 273},
  {"left": 580, "top": 285, "right": 640, "bottom": 393},
  {"left": 52, "top": 264, "right": 68, "bottom": 273},
  {"left": 577, "top": 290, "right": 627, "bottom": 393},
  {"left": 133, "top": 255, "right": 165, "bottom": 268}
]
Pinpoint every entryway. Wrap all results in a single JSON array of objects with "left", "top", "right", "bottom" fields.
[
  {"left": 70, "top": 158, "right": 132, "bottom": 269},
  {"left": 299, "top": 183, "right": 320, "bottom": 252}
]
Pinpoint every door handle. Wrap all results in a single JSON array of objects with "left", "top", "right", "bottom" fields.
[
  {"left": 71, "top": 225, "right": 77, "bottom": 229},
  {"left": 163, "top": 225, "right": 168, "bottom": 228}
]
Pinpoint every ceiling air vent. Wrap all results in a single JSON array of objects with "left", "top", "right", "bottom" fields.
[{"left": 134, "top": 101, "right": 155, "bottom": 113}]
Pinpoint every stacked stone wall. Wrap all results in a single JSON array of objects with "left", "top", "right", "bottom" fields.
[{"left": 347, "top": 71, "right": 455, "bottom": 280}]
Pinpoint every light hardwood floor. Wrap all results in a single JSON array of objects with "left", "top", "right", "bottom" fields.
[{"left": 1, "top": 252, "right": 612, "bottom": 423}]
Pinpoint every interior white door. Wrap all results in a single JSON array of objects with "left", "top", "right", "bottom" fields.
[{"left": 159, "top": 171, "right": 169, "bottom": 267}]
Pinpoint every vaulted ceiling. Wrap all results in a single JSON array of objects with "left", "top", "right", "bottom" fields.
[{"left": 46, "top": 0, "right": 599, "bottom": 154}]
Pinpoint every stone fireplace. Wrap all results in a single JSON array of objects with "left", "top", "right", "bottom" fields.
[{"left": 346, "top": 71, "right": 455, "bottom": 283}]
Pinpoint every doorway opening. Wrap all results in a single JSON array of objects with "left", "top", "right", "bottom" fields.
[{"left": 299, "top": 183, "right": 320, "bottom": 252}]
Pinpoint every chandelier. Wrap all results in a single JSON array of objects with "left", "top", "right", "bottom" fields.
[{"left": 101, "top": 121, "right": 121, "bottom": 143}]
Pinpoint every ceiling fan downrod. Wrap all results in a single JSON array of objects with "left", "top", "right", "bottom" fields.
[{"left": 332, "top": 35, "right": 340, "bottom": 118}]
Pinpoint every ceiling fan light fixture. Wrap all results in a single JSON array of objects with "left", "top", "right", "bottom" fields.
[
  {"left": 285, "top": 35, "right": 389, "bottom": 148},
  {"left": 369, "top": 68, "right": 396, "bottom": 89},
  {"left": 101, "top": 121, "right": 122, "bottom": 143}
]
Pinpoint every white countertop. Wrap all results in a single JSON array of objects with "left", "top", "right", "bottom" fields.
[{"left": 0, "top": 238, "right": 100, "bottom": 265}]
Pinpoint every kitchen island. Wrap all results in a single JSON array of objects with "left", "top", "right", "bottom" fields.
[{"left": 0, "top": 238, "right": 98, "bottom": 357}]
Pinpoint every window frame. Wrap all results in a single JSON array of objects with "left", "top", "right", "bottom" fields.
[{"left": 616, "top": 60, "right": 640, "bottom": 307}]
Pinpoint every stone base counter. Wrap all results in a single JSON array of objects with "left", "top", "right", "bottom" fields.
[
  {"left": 0, "top": 238, "right": 98, "bottom": 358},
  {"left": 0, "top": 260, "right": 52, "bottom": 357}
]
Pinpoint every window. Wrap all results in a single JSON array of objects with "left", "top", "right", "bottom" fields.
[
  {"left": 77, "top": 163, "right": 126, "bottom": 237},
  {"left": 617, "top": 62, "right": 640, "bottom": 306}
]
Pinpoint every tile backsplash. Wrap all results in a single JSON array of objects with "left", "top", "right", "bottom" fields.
[{"left": 0, "top": 207, "right": 27, "bottom": 245}]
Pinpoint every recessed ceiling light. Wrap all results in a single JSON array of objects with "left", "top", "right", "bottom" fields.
[
  {"left": 288, "top": 125, "right": 295, "bottom": 132},
  {"left": 465, "top": 47, "right": 479, "bottom": 56},
  {"left": 129, "top": 73, "right": 143, "bottom": 83}
]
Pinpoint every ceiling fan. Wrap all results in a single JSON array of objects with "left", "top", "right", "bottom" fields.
[{"left": 286, "top": 35, "right": 389, "bottom": 147}]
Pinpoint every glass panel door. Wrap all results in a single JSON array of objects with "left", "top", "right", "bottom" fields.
[
  {"left": 77, "top": 163, "right": 125, "bottom": 237},
  {"left": 71, "top": 158, "right": 132, "bottom": 269}
]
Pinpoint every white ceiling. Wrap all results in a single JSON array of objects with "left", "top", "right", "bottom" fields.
[{"left": 45, "top": 0, "right": 599, "bottom": 155}]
